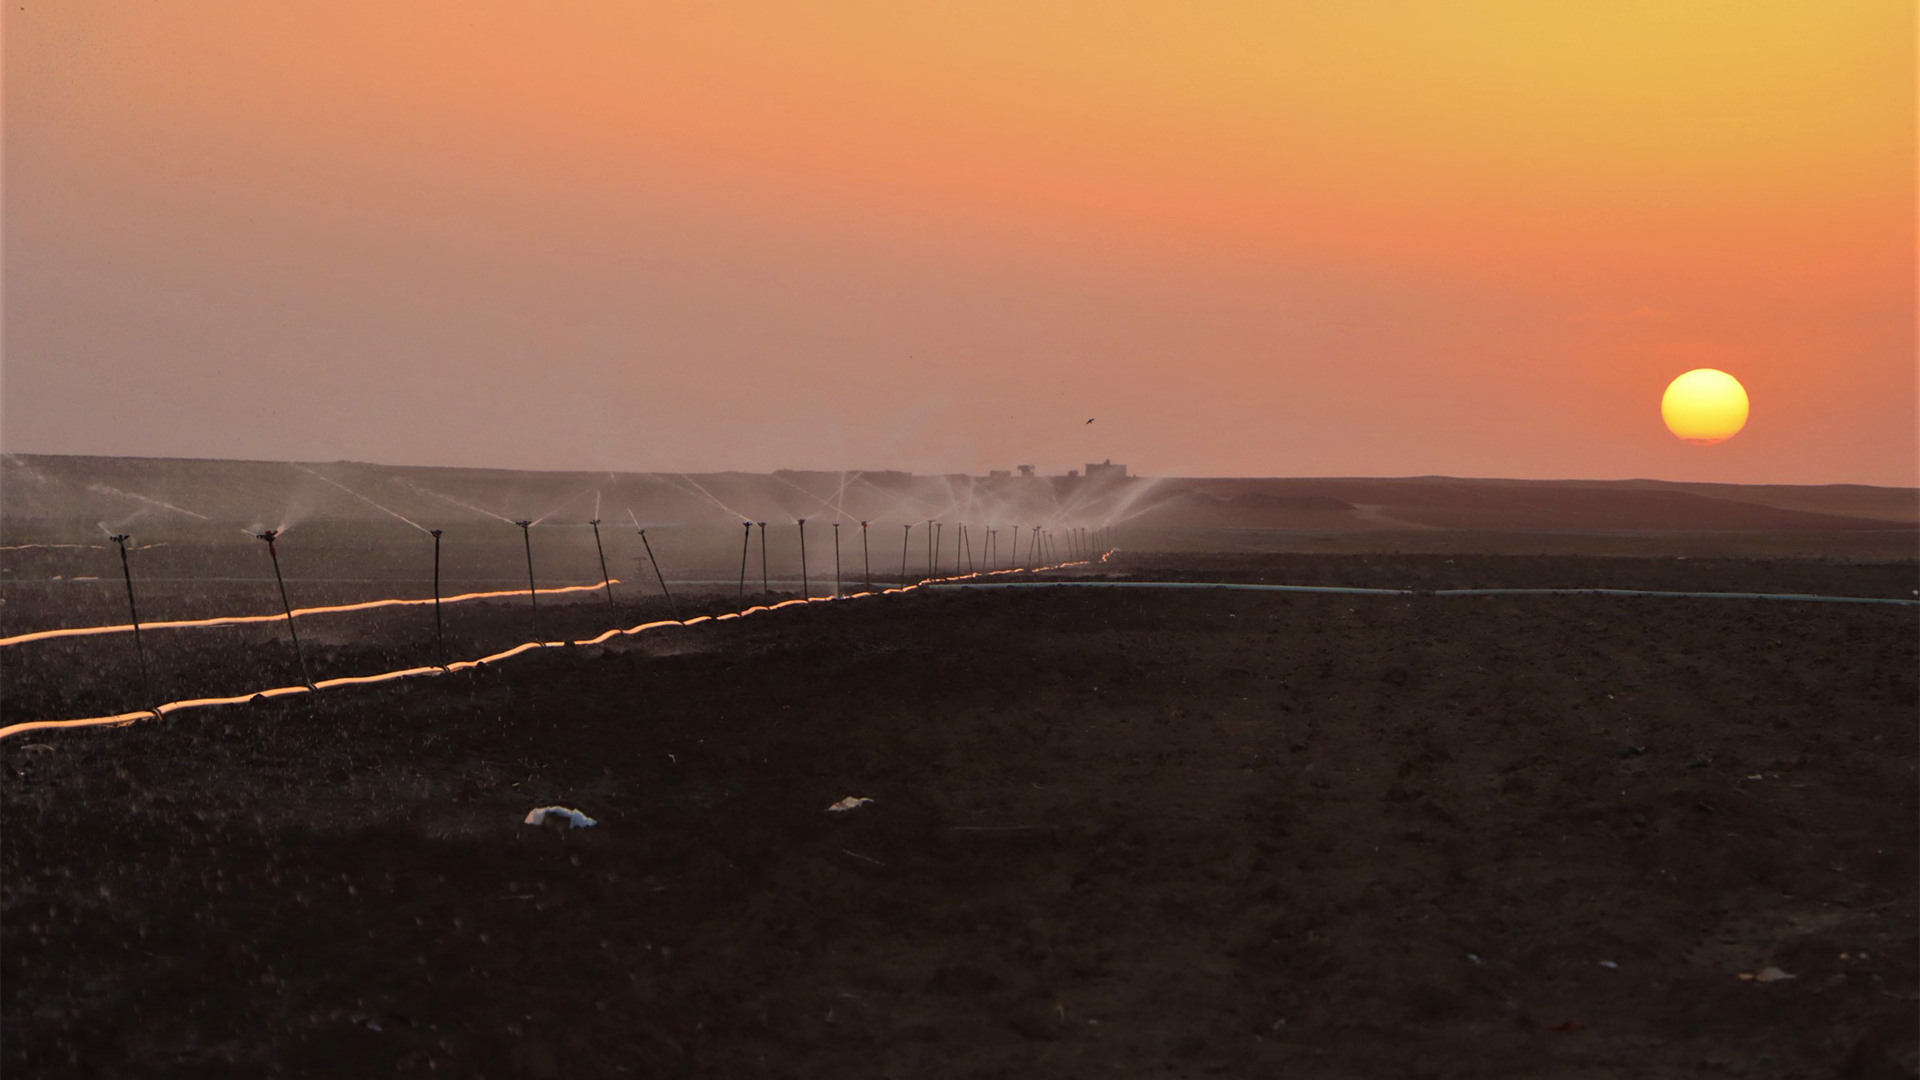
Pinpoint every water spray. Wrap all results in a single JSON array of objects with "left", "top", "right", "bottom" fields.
[
  {"left": 797, "top": 519, "right": 810, "bottom": 598},
  {"left": 255, "top": 529, "right": 313, "bottom": 688},
  {"left": 589, "top": 519, "right": 616, "bottom": 613},
  {"left": 758, "top": 522, "right": 769, "bottom": 594},
  {"left": 636, "top": 527, "right": 677, "bottom": 618},
  {"left": 515, "top": 519, "right": 538, "bottom": 639},
  {"left": 430, "top": 529, "right": 447, "bottom": 667},
  {"left": 738, "top": 521, "right": 752, "bottom": 598},
  {"left": 109, "top": 534, "right": 155, "bottom": 710}
]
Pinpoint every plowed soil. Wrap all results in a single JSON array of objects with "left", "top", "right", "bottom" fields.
[{"left": 4, "top": 553, "right": 1916, "bottom": 1078}]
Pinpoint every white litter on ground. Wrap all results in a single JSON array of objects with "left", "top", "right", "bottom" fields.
[
  {"left": 826, "top": 797, "right": 874, "bottom": 813},
  {"left": 524, "top": 806, "right": 597, "bottom": 829}
]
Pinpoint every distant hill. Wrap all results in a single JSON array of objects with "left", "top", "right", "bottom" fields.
[{"left": 2, "top": 454, "right": 1912, "bottom": 539}]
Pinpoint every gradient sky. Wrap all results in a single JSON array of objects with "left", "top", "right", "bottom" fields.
[{"left": 4, "top": 1, "right": 1914, "bottom": 484}]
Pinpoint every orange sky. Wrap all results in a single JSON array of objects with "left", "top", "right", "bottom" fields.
[{"left": 4, "top": 1, "right": 1914, "bottom": 483}]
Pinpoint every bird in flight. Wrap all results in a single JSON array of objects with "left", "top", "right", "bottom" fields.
[{"left": 1085, "top": 418, "right": 1095, "bottom": 424}]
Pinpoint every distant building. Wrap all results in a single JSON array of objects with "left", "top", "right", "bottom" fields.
[
  {"left": 1066, "top": 469, "right": 1080, "bottom": 478},
  {"left": 1016, "top": 464, "right": 1036, "bottom": 478},
  {"left": 1085, "top": 459, "right": 1127, "bottom": 479},
  {"left": 987, "top": 469, "right": 1011, "bottom": 480}
]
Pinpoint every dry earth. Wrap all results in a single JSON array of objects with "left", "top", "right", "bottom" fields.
[{"left": 3, "top": 553, "right": 1917, "bottom": 1078}]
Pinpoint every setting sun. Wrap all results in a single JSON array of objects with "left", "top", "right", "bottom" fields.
[{"left": 1661, "top": 369, "right": 1750, "bottom": 446}]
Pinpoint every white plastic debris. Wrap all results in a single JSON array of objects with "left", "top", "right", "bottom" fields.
[
  {"left": 826, "top": 797, "right": 874, "bottom": 813},
  {"left": 524, "top": 806, "right": 597, "bottom": 829}
]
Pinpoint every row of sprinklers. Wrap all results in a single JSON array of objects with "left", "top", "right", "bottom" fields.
[
  {"left": 99, "top": 518, "right": 1119, "bottom": 707},
  {"left": 732, "top": 519, "right": 1115, "bottom": 597}
]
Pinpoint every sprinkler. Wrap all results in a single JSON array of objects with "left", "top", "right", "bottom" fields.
[
  {"left": 899, "top": 523, "right": 913, "bottom": 587},
  {"left": 797, "top": 519, "right": 809, "bottom": 599},
  {"left": 738, "top": 521, "right": 752, "bottom": 599},
  {"left": 758, "top": 522, "right": 769, "bottom": 594},
  {"left": 589, "top": 519, "right": 616, "bottom": 613},
  {"left": 255, "top": 529, "right": 313, "bottom": 688},
  {"left": 636, "top": 527, "right": 676, "bottom": 618},
  {"left": 430, "top": 529, "right": 447, "bottom": 668},
  {"left": 514, "top": 519, "right": 538, "bottom": 639},
  {"left": 925, "top": 519, "right": 934, "bottom": 581},
  {"left": 108, "top": 534, "right": 154, "bottom": 711},
  {"left": 962, "top": 524, "right": 973, "bottom": 574},
  {"left": 832, "top": 522, "right": 842, "bottom": 597},
  {"left": 860, "top": 521, "right": 872, "bottom": 591},
  {"left": 933, "top": 522, "right": 943, "bottom": 578}
]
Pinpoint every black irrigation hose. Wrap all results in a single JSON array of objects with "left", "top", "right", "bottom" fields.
[
  {"left": 861, "top": 521, "right": 872, "bottom": 593},
  {"left": 110, "top": 534, "right": 154, "bottom": 709},
  {"left": 514, "top": 520, "right": 538, "bottom": 640},
  {"left": 638, "top": 528, "right": 677, "bottom": 619},
  {"left": 590, "top": 519, "right": 616, "bottom": 612},
  {"left": 256, "top": 530, "right": 313, "bottom": 688},
  {"left": 930, "top": 580, "right": 1920, "bottom": 606},
  {"left": 738, "top": 521, "right": 752, "bottom": 599},
  {"left": 430, "top": 529, "right": 447, "bottom": 667}
]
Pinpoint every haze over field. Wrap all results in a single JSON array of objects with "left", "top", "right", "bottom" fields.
[{"left": 4, "top": 2, "right": 1915, "bottom": 484}]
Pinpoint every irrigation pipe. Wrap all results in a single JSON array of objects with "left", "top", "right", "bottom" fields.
[
  {"left": 0, "top": 562, "right": 1091, "bottom": 743},
  {"left": 928, "top": 580, "right": 1920, "bottom": 607},
  {"left": 0, "top": 579, "right": 625, "bottom": 648},
  {"left": 14, "top": 562, "right": 1913, "bottom": 744}
]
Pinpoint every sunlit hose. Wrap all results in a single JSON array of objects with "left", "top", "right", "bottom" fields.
[
  {"left": 0, "top": 561, "right": 1095, "bottom": 742},
  {"left": 0, "top": 580, "right": 625, "bottom": 648}
]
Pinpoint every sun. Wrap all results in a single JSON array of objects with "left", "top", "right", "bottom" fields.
[{"left": 1661, "top": 368, "right": 1749, "bottom": 445}]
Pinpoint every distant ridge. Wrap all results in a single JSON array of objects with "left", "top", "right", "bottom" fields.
[{"left": 2, "top": 454, "right": 1913, "bottom": 534}]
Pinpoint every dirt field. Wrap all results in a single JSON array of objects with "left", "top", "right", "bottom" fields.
[{"left": 4, "top": 552, "right": 1917, "bottom": 1078}]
